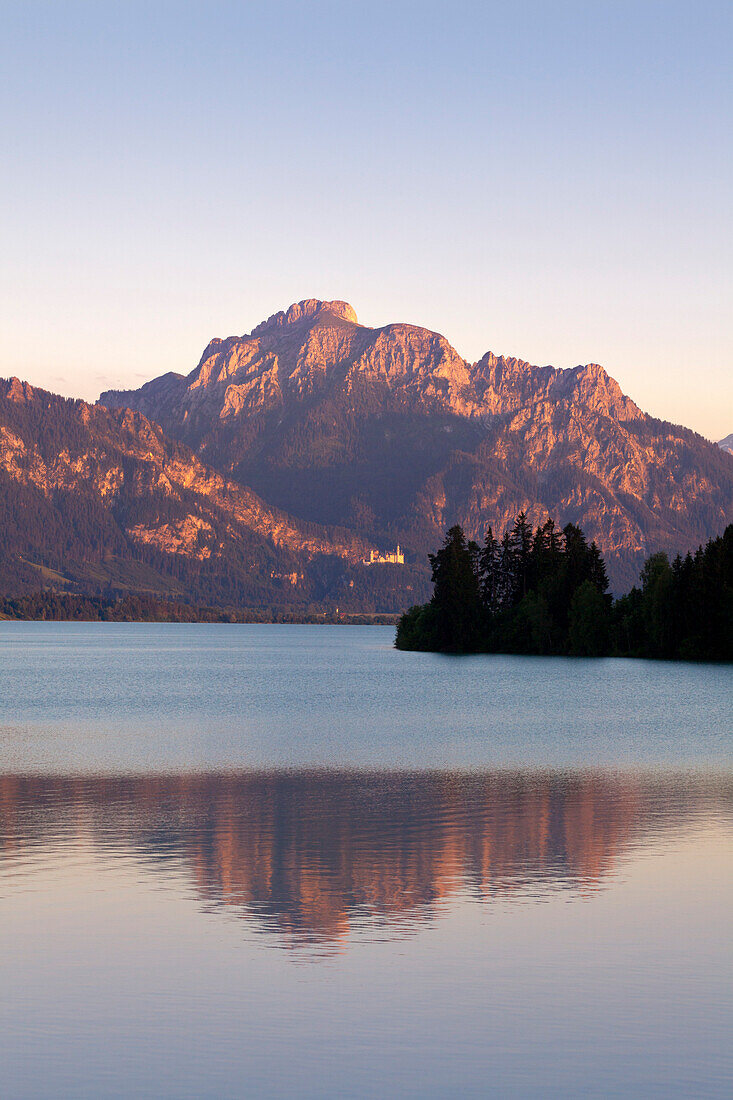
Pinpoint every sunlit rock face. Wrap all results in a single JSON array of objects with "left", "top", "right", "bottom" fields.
[
  {"left": 719, "top": 434, "right": 733, "bottom": 456},
  {"left": 2, "top": 771, "right": 730, "bottom": 949},
  {"left": 251, "top": 299, "right": 359, "bottom": 333},
  {"left": 100, "top": 301, "right": 733, "bottom": 591}
]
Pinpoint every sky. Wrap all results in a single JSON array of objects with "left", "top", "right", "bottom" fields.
[{"left": 1, "top": 0, "right": 731, "bottom": 440}]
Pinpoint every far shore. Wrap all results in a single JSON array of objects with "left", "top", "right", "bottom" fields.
[{"left": 0, "top": 593, "right": 398, "bottom": 626}]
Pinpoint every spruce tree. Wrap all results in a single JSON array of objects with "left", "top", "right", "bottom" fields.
[
  {"left": 510, "top": 512, "right": 533, "bottom": 602},
  {"left": 479, "top": 526, "right": 499, "bottom": 613},
  {"left": 428, "top": 525, "right": 482, "bottom": 651}
]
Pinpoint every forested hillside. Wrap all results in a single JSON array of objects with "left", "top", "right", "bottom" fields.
[{"left": 0, "top": 378, "right": 427, "bottom": 611}]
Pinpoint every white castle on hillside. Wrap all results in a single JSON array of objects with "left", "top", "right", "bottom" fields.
[{"left": 362, "top": 545, "right": 405, "bottom": 565}]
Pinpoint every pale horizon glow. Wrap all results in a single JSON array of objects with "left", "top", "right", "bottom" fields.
[{"left": 1, "top": 1, "right": 731, "bottom": 441}]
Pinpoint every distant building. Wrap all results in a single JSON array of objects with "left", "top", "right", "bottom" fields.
[{"left": 362, "top": 545, "right": 405, "bottom": 565}]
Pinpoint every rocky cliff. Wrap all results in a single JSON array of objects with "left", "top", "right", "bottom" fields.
[{"left": 101, "top": 300, "right": 733, "bottom": 590}]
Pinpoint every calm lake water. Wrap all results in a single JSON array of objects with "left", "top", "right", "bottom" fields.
[{"left": 0, "top": 624, "right": 731, "bottom": 1098}]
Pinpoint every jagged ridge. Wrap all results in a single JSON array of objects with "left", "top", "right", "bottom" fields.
[{"left": 100, "top": 299, "right": 733, "bottom": 591}]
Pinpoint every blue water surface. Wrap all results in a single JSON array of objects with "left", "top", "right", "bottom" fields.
[{"left": 0, "top": 624, "right": 731, "bottom": 1099}]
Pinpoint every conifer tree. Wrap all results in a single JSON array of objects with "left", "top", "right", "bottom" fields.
[
  {"left": 479, "top": 527, "right": 499, "bottom": 612},
  {"left": 588, "top": 542, "right": 609, "bottom": 593},
  {"left": 428, "top": 525, "right": 482, "bottom": 651},
  {"left": 498, "top": 530, "right": 515, "bottom": 608},
  {"left": 510, "top": 512, "right": 533, "bottom": 602}
]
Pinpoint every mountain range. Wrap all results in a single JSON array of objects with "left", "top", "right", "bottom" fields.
[
  {"left": 100, "top": 299, "right": 733, "bottom": 591},
  {"left": 1, "top": 299, "right": 731, "bottom": 609}
]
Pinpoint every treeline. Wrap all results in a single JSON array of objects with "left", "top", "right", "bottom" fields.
[
  {"left": 396, "top": 515, "right": 733, "bottom": 661},
  {"left": 0, "top": 591, "right": 397, "bottom": 625},
  {"left": 0, "top": 593, "right": 229, "bottom": 622}
]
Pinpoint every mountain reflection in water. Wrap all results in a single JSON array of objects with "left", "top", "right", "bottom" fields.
[{"left": 1, "top": 770, "right": 730, "bottom": 949}]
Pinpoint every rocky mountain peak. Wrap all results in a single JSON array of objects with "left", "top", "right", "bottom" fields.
[
  {"left": 3, "top": 377, "right": 36, "bottom": 404},
  {"left": 557, "top": 363, "right": 642, "bottom": 420},
  {"left": 99, "top": 301, "right": 649, "bottom": 453},
  {"left": 250, "top": 299, "right": 358, "bottom": 337},
  {"left": 91, "top": 301, "right": 733, "bottom": 594},
  {"left": 719, "top": 434, "right": 733, "bottom": 456}
]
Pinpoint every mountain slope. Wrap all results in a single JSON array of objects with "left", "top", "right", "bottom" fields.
[
  {"left": 0, "top": 377, "right": 423, "bottom": 608},
  {"left": 101, "top": 300, "right": 733, "bottom": 590},
  {"left": 719, "top": 434, "right": 733, "bottom": 456}
]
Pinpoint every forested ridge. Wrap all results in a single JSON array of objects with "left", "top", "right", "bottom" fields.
[
  {"left": 396, "top": 516, "right": 733, "bottom": 661},
  {"left": 0, "top": 379, "right": 426, "bottom": 613}
]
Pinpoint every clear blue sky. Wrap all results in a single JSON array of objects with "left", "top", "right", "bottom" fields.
[{"left": 1, "top": 0, "right": 731, "bottom": 439}]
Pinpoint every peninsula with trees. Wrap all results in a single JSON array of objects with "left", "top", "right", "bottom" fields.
[{"left": 396, "top": 516, "right": 733, "bottom": 662}]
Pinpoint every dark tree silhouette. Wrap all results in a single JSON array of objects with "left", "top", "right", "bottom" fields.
[
  {"left": 396, "top": 516, "right": 732, "bottom": 662},
  {"left": 428, "top": 525, "right": 482, "bottom": 652}
]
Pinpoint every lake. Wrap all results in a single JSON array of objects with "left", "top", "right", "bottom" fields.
[{"left": 0, "top": 623, "right": 731, "bottom": 1098}]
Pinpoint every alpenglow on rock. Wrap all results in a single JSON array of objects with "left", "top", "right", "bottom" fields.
[{"left": 97, "top": 299, "right": 733, "bottom": 593}]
